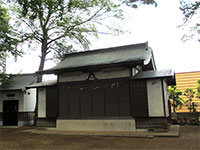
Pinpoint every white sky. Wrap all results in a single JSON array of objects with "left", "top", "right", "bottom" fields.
[{"left": 6, "top": 0, "right": 200, "bottom": 75}]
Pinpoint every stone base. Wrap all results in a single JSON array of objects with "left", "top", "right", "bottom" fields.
[
  {"left": 37, "top": 118, "right": 56, "bottom": 127},
  {"left": 136, "top": 117, "right": 169, "bottom": 129},
  {"left": 56, "top": 119, "right": 136, "bottom": 132}
]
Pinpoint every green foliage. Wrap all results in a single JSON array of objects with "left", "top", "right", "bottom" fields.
[
  {"left": 13, "top": 0, "right": 124, "bottom": 51},
  {"left": 0, "top": 1, "right": 21, "bottom": 84},
  {"left": 168, "top": 86, "right": 183, "bottom": 112},
  {"left": 0, "top": 5, "right": 19, "bottom": 53},
  {"left": 197, "top": 80, "right": 200, "bottom": 99},
  {"left": 0, "top": 73, "right": 13, "bottom": 86},
  {"left": 184, "top": 88, "right": 198, "bottom": 112}
]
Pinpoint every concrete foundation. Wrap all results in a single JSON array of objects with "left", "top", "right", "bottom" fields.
[{"left": 56, "top": 119, "right": 136, "bottom": 132}]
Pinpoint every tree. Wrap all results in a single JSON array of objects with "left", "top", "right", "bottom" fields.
[
  {"left": 0, "top": 1, "right": 21, "bottom": 85},
  {"left": 169, "top": 86, "right": 183, "bottom": 113},
  {"left": 180, "top": 0, "right": 200, "bottom": 42},
  {"left": 9, "top": 0, "right": 126, "bottom": 82},
  {"left": 184, "top": 88, "right": 197, "bottom": 112}
]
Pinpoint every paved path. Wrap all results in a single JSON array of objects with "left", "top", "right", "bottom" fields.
[{"left": 24, "top": 125, "right": 180, "bottom": 137}]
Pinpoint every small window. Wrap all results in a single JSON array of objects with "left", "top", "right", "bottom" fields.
[{"left": 6, "top": 94, "right": 15, "bottom": 97}]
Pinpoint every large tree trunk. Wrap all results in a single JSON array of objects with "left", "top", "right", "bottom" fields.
[
  {"left": 35, "top": 38, "right": 48, "bottom": 125},
  {"left": 37, "top": 54, "right": 46, "bottom": 82},
  {"left": 37, "top": 38, "right": 48, "bottom": 82}
]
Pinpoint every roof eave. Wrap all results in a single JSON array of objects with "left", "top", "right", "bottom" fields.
[
  {"left": 37, "top": 60, "right": 145, "bottom": 75},
  {"left": 0, "top": 88, "right": 23, "bottom": 91}
]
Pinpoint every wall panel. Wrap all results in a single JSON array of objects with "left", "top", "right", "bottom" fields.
[
  {"left": 58, "top": 86, "right": 69, "bottom": 118},
  {"left": 46, "top": 86, "right": 57, "bottom": 118},
  {"left": 131, "top": 80, "right": 148, "bottom": 117}
]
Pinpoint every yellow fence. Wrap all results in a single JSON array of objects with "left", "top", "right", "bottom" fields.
[{"left": 174, "top": 71, "right": 200, "bottom": 112}]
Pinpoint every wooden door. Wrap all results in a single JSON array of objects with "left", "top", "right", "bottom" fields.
[{"left": 3, "top": 100, "right": 18, "bottom": 126}]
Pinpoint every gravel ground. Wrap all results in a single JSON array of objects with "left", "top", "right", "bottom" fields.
[{"left": 0, "top": 125, "right": 199, "bottom": 150}]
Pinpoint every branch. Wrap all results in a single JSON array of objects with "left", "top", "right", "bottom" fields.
[
  {"left": 20, "top": 19, "right": 42, "bottom": 42},
  {"left": 38, "top": 8, "right": 45, "bottom": 34},
  {"left": 44, "top": 7, "right": 53, "bottom": 29},
  {"left": 45, "top": 58, "right": 54, "bottom": 61},
  {"left": 46, "top": 15, "right": 58, "bottom": 30},
  {"left": 46, "top": 49, "right": 51, "bottom": 55},
  {"left": 47, "top": 7, "right": 104, "bottom": 45}
]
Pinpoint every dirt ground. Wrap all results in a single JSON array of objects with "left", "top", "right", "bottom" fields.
[{"left": 0, "top": 126, "right": 199, "bottom": 150}]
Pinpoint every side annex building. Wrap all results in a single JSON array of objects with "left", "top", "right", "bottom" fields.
[{"left": 0, "top": 74, "right": 37, "bottom": 126}]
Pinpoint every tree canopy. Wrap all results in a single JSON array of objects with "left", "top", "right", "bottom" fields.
[
  {"left": 180, "top": 0, "right": 200, "bottom": 42},
  {"left": 0, "top": 1, "right": 21, "bottom": 84}
]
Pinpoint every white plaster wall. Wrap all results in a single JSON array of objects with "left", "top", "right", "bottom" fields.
[
  {"left": 59, "top": 72, "right": 89, "bottom": 82},
  {"left": 95, "top": 68, "right": 130, "bottom": 79},
  {"left": 23, "top": 88, "right": 36, "bottom": 112},
  {"left": 38, "top": 88, "right": 46, "bottom": 118},
  {"left": 0, "top": 90, "right": 24, "bottom": 112},
  {"left": 163, "top": 80, "right": 169, "bottom": 117},
  {"left": 147, "top": 79, "right": 165, "bottom": 117},
  {"left": 59, "top": 67, "right": 130, "bottom": 83}
]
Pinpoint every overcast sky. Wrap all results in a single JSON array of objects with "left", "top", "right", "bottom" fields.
[{"left": 6, "top": 0, "right": 200, "bottom": 75}]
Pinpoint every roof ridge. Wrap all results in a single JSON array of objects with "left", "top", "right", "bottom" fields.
[{"left": 64, "top": 42, "right": 148, "bottom": 58}]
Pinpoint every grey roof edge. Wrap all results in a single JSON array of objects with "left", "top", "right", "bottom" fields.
[
  {"left": 133, "top": 69, "right": 176, "bottom": 86},
  {"left": 26, "top": 80, "right": 57, "bottom": 89},
  {"left": 37, "top": 59, "right": 145, "bottom": 75}
]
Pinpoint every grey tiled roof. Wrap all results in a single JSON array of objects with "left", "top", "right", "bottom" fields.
[
  {"left": 0, "top": 74, "right": 37, "bottom": 91},
  {"left": 39, "top": 42, "right": 155, "bottom": 74}
]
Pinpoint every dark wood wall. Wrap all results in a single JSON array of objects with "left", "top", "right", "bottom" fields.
[
  {"left": 45, "top": 78, "right": 149, "bottom": 119},
  {"left": 46, "top": 86, "right": 57, "bottom": 118},
  {"left": 131, "top": 80, "right": 148, "bottom": 117}
]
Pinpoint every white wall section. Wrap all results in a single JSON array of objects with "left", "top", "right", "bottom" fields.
[
  {"left": 147, "top": 79, "right": 165, "bottom": 117},
  {"left": 38, "top": 88, "right": 46, "bottom": 118},
  {"left": 23, "top": 88, "right": 36, "bottom": 111},
  {"left": 59, "top": 67, "right": 130, "bottom": 83}
]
